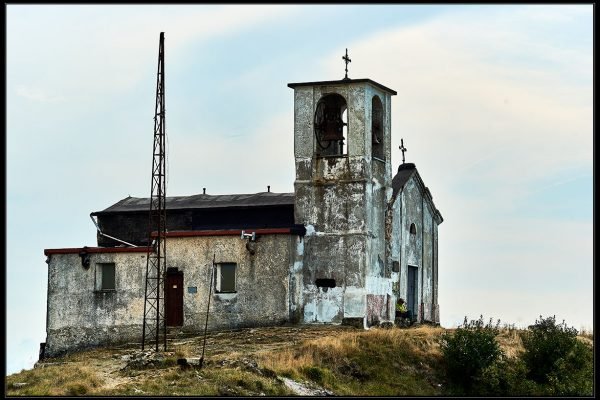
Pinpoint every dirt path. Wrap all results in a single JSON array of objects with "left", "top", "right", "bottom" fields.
[
  {"left": 165, "top": 324, "right": 358, "bottom": 358},
  {"left": 31, "top": 325, "right": 361, "bottom": 394},
  {"left": 85, "top": 324, "right": 359, "bottom": 393}
]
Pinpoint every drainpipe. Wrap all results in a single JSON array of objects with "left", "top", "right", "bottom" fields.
[{"left": 90, "top": 214, "right": 138, "bottom": 247}]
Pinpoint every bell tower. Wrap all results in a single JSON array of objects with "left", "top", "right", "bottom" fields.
[{"left": 288, "top": 71, "right": 396, "bottom": 325}]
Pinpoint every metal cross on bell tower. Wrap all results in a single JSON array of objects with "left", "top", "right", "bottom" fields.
[
  {"left": 342, "top": 48, "right": 351, "bottom": 80},
  {"left": 399, "top": 138, "right": 407, "bottom": 164}
]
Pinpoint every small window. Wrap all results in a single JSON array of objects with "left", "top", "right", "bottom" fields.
[
  {"left": 216, "top": 263, "right": 236, "bottom": 293},
  {"left": 96, "top": 263, "right": 115, "bottom": 291},
  {"left": 410, "top": 223, "right": 417, "bottom": 235}
]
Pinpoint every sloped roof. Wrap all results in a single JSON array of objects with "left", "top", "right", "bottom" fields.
[
  {"left": 92, "top": 192, "right": 295, "bottom": 215},
  {"left": 391, "top": 163, "right": 443, "bottom": 223},
  {"left": 391, "top": 163, "right": 417, "bottom": 199}
]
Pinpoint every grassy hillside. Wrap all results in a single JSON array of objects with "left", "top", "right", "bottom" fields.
[{"left": 5, "top": 324, "right": 594, "bottom": 396}]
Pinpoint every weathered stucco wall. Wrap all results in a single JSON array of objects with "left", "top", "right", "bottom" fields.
[
  {"left": 422, "top": 201, "right": 433, "bottom": 322},
  {"left": 292, "top": 81, "right": 395, "bottom": 326},
  {"left": 45, "top": 251, "right": 147, "bottom": 357},
  {"left": 45, "top": 233, "right": 297, "bottom": 356},
  {"left": 167, "top": 234, "right": 294, "bottom": 332},
  {"left": 391, "top": 174, "right": 440, "bottom": 324}
]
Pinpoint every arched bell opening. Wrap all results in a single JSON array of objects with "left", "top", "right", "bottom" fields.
[
  {"left": 371, "top": 95, "right": 384, "bottom": 161},
  {"left": 314, "top": 93, "right": 348, "bottom": 157}
]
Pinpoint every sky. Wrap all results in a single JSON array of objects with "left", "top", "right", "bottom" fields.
[{"left": 6, "top": 4, "right": 593, "bottom": 375}]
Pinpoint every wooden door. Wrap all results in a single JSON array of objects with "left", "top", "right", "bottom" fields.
[{"left": 166, "top": 272, "right": 184, "bottom": 326}]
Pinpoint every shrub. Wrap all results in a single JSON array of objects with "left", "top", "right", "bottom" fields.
[
  {"left": 471, "top": 316, "right": 593, "bottom": 397},
  {"left": 472, "top": 357, "right": 540, "bottom": 396},
  {"left": 544, "top": 339, "right": 593, "bottom": 396},
  {"left": 520, "top": 315, "right": 577, "bottom": 383},
  {"left": 520, "top": 315, "right": 593, "bottom": 396},
  {"left": 439, "top": 316, "right": 503, "bottom": 393}
]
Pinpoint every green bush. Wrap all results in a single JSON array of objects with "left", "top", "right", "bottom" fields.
[
  {"left": 521, "top": 315, "right": 577, "bottom": 383},
  {"left": 439, "top": 316, "right": 503, "bottom": 393},
  {"left": 520, "top": 315, "right": 593, "bottom": 396},
  {"left": 544, "top": 339, "right": 593, "bottom": 396},
  {"left": 472, "top": 357, "right": 541, "bottom": 396}
]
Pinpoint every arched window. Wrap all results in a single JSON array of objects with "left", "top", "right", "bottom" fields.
[
  {"left": 371, "top": 95, "right": 384, "bottom": 160},
  {"left": 314, "top": 93, "right": 347, "bottom": 156},
  {"left": 410, "top": 223, "right": 417, "bottom": 235}
]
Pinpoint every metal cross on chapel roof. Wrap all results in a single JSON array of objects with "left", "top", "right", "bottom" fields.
[
  {"left": 399, "top": 138, "right": 407, "bottom": 164},
  {"left": 342, "top": 48, "right": 351, "bottom": 80}
]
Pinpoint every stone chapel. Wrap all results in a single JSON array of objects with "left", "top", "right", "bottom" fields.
[{"left": 42, "top": 73, "right": 443, "bottom": 357}]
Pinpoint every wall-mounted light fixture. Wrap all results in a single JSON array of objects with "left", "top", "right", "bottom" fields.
[
  {"left": 241, "top": 230, "right": 257, "bottom": 255},
  {"left": 241, "top": 230, "right": 256, "bottom": 242},
  {"left": 79, "top": 246, "right": 90, "bottom": 269}
]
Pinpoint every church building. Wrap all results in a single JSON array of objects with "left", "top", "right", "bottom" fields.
[{"left": 42, "top": 71, "right": 443, "bottom": 357}]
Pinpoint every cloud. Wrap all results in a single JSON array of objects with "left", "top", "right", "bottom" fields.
[
  {"left": 332, "top": 10, "right": 589, "bottom": 146},
  {"left": 321, "top": 7, "right": 593, "bottom": 329},
  {"left": 8, "top": 5, "right": 299, "bottom": 100},
  {"left": 168, "top": 111, "right": 295, "bottom": 195},
  {"left": 320, "top": 6, "right": 591, "bottom": 215},
  {"left": 15, "top": 85, "right": 65, "bottom": 103}
]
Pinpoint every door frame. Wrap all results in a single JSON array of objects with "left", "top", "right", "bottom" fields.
[
  {"left": 165, "top": 269, "right": 184, "bottom": 327},
  {"left": 407, "top": 265, "right": 419, "bottom": 319}
]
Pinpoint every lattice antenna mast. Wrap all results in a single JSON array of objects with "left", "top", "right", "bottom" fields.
[{"left": 142, "top": 32, "right": 167, "bottom": 352}]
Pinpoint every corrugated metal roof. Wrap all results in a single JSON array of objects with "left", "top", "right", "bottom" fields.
[{"left": 93, "top": 192, "right": 295, "bottom": 215}]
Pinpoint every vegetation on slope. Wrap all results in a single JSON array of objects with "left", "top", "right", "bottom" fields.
[{"left": 5, "top": 318, "right": 594, "bottom": 396}]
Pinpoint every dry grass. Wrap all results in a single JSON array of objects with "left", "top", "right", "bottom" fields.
[
  {"left": 579, "top": 327, "right": 593, "bottom": 341},
  {"left": 171, "top": 342, "right": 194, "bottom": 359},
  {"left": 255, "top": 324, "right": 446, "bottom": 396},
  {"left": 496, "top": 326, "right": 525, "bottom": 359},
  {"left": 256, "top": 325, "right": 445, "bottom": 372},
  {"left": 11, "top": 323, "right": 587, "bottom": 396},
  {"left": 6, "top": 364, "right": 103, "bottom": 396}
]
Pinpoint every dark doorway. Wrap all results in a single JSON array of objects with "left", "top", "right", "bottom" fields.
[
  {"left": 166, "top": 270, "right": 184, "bottom": 326},
  {"left": 407, "top": 266, "right": 418, "bottom": 320}
]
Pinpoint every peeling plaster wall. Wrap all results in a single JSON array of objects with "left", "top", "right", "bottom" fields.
[
  {"left": 392, "top": 174, "right": 441, "bottom": 324},
  {"left": 45, "top": 234, "right": 296, "bottom": 356},
  {"left": 288, "top": 236, "right": 305, "bottom": 323},
  {"left": 45, "top": 252, "right": 147, "bottom": 357},
  {"left": 292, "top": 82, "right": 394, "bottom": 325},
  {"left": 422, "top": 202, "right": 433, "bottom": 322},
  {"left": 167, "top": 235, "right": 293, "bottom": 332}
]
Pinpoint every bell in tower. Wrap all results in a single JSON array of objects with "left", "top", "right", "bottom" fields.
[{"left": 314, "top": 93, "right": 347, "bottom": 156}]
